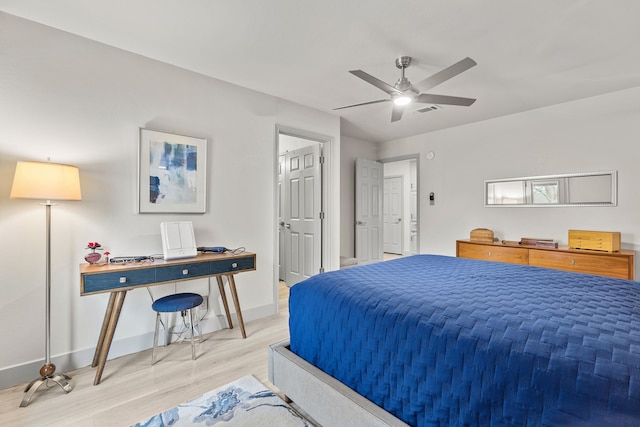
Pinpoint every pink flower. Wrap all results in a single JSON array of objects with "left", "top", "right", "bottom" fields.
[{"left": 86, "top": 242, "right": 102, "bottom": 250}]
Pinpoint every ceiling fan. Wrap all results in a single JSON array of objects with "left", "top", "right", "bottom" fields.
[{"left": 334, "top": 56, "right": 477, "bottom": 122}]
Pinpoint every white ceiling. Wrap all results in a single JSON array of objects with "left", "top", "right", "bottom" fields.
[{"left": 2, "top": 0, "right": 640, "bottom": 143}]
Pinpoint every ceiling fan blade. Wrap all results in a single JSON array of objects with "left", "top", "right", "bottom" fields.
[
  {"left": 350, "top": 70, "right": 403, "bottom": 96},
  {"left": 415, "top": 93, "right": 476, "bottom": 106},
  {"left": 411, "top": 57, "right": 477, "bottom": 93},
  {"left": 333, "top": 99, "right": 390, "bottom": 110},
  {"left": 391, "top": 103, "right": 405, "bottom": 122}
]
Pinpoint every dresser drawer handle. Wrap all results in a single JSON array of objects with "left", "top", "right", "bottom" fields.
[
  {"left": 119, "top": 277, "right": 127, "bottom": 284},
  {"left": 232, "top": 262, "right": 238, "bottom": 269},
  {"left": 571, "top": 260, "right": 575, "bottom": 266},
  {"left": 182, "top": 269, "right": 189, "bottom": 275},
  {"left": 487, "top": 251, "right": 492, "bottom": 256}
]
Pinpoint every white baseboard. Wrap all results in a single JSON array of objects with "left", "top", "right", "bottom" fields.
[{"left": 0, "top": 302, "right": 276, "bottom": 390}]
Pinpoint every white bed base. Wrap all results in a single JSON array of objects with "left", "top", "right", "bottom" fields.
[{"left": 268, "top": 340, "right": 409, "bottom": 427}]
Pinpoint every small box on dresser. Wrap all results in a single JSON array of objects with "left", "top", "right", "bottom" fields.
[
  {"left": 469, "top": 228, "right": 494, "bottom": 243},
  {"left": 568, "top": 230, "right": 620, "bottom": 252}
]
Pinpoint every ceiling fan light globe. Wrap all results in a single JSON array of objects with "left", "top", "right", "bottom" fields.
[{"left": 393, "top": 96, "right": 412, "bottom": 106}]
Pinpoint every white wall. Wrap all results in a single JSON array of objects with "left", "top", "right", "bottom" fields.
[
  {"left": 0, "top": 13, "right": 340, "bottom": 388},
  {"left": 339, "top": 136, "right": 379, "bottom": 258},
  {"left": 378, "top": 86, "right": 640, "bottom": 275}
]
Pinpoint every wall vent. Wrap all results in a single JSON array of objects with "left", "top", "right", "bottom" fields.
[{"left": 415, "top": 105, "right": 442, "bottom": 114}]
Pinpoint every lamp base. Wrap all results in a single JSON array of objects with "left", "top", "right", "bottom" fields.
[{"left": 19, "top": 364, "right": 73, "bottom": 407}]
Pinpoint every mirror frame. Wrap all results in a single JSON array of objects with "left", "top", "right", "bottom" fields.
[{"left": 485, "top": 171, "right": 617, "bottom": 207}]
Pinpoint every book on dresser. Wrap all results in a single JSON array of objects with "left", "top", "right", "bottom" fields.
[{"left": 456, "top": 239, "right": 634, "bottom": 280}]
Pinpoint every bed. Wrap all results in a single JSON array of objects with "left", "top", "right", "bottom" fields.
[{"left": 269, "top": 254, "right": 640, "bottom": 426}]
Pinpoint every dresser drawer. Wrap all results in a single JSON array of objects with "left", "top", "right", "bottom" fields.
[
  {"left": 155, "top": 262, "right": 210, "bottom": 282},
  {"left": 457, "top": 241, "right": 528, "bottom": 265},
  {"left": 529, "top": 249, "right": 632, "bottom": 279},
  {"left": 82, "top": 268, "right": 156, "bottom": 294}
]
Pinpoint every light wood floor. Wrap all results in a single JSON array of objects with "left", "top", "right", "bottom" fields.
[{"left": 0, "top": 283, "right": 290, "bottom": 426}]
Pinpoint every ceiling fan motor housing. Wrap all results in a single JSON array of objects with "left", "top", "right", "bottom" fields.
[{"left": 395, "top": 77, "right": 413, "bottom": 92}]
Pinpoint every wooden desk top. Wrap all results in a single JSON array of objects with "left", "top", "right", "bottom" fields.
[
  {"left": 80, "top": 251, "right": 256, "bottom": 274},
  {"left": 80, "top": 251, "right": 256, "bottom": 295}
]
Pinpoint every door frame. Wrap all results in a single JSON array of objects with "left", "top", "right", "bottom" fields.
[
  {"left": 274, "top": 125, "right": 333, "bottom": 307},
  {"left": 380, "top": 154, "right": 420, "bottom": 255}
]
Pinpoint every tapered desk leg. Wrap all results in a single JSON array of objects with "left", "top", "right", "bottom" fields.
[
  {"left": 226, "top": 274, "right": 247, "bottom": 339},
  {"left": 216, "top": 276, "right": 234, "bottom": 329},
  {"left": 92, "top": 292, "right": 117, "bottom": 368},
  {"left": 93, "top": 291, "right": 127, "bottom": 385}
]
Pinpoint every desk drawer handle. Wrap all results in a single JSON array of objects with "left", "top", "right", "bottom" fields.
[
  {"left": 232, "top": 262, "right": 238, "bottom": 269},
  {"left": 182, "top": 269, "right": 189, "bottom": 275},
  {"left": 119, "top": 277, "right": 127, "bottom": 284}
]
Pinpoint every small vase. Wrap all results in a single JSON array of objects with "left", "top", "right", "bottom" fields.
[{"left": 85, "top": 252, "right": 102, "bottom": 264}]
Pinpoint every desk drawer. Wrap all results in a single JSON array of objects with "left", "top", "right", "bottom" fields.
[
  {"left": 82, "top": 269, "right": 156, "bottom": 294},
  {"left": 156, "top": 262, "right": 210, "bottom": 282},
  {"left": 209, "top": 256, "right": 255, "bottom": 275}
]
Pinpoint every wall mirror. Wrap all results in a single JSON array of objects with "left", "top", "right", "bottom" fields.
[{"left": 485, "top": 171, "right": 617, "bottom": 207}]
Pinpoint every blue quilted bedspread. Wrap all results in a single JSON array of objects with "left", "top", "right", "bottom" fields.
[{"left": 289, "top": 255, "right": 640, "bottom": 426}]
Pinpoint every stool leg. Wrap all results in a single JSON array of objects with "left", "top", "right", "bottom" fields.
[
  {"left": 193, "top": 310, "right": 202, "bottom": 343},
  {"left": 196, "top": 320, "right": 202, "bottom": 343},
  {"left": 164, "top": 314, "right": 170, "bottom": 347},
  {"left": 152, "top": 312, "right": 160, "bottom": 365},
  {"left": 189, "top": 308, "right": 196, "bottom": 360}
]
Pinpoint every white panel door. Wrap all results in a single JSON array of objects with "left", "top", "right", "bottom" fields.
[
  {"left": 355, "top": 158, "right": 383, "bottom": 265},
  {"left": 284, "top": 144, "right": 321, "bottom": 286},
  {"left": 383, "top": 176, "right": 403, "bottom": 254}
]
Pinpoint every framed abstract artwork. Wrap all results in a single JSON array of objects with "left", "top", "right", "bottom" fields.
[{"left": 138, "top": 128, "right": 207, "bottom": 213}]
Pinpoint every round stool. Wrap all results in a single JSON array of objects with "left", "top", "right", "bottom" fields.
[{"left": 151, "top": 292, "right": 203, "bottom": 364}]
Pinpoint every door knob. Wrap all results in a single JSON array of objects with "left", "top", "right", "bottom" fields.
[
  {"left": 356, "top": 221, "right": 365, "bottom": 226},
  {"left": 285, "top": 223, "right": 291, "bottom": 229}
]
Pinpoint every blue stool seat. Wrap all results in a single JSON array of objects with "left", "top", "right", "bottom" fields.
[
  {"left": 152, "top": 293, "right": 203, "bottom": 312},
  {"left": 151, "top": 292, "right": 203, "bottom": 364}
]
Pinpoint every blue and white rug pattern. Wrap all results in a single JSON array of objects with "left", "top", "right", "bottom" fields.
[{"left": 133, "top": 375, "right": 312, "bottom": 427}]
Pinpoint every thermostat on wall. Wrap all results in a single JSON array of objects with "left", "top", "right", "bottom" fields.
[{"left": 160, "top": 221, "right": 197, "bottom": 260}]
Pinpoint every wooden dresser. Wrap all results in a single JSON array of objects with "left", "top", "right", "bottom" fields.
[{"left": 456, "top": 239, "right": 635, "bottom": 280}]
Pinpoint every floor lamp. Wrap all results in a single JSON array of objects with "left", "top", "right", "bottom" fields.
[{"left": 10, "top": 161, "right": 82, "bottom": 407}]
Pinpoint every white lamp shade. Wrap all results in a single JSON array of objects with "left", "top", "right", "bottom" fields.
[{"left": 10, "top": 161, "right": 82, "bottom": 201}]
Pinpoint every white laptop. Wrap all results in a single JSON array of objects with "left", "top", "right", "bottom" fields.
[{"left": 160, "top": 221, "right": 198, "bottom": 260}]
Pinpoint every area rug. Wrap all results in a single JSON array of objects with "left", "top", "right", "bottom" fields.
[{"left": 133, "top": 375, "right": 313, "bottom": 427}]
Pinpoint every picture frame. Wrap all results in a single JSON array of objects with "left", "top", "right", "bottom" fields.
[{"left": 138, "top": 128, "right": 207, "bottom": 213}]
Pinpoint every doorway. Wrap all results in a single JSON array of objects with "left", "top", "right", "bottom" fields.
[
  {"left": 383, "top": 157, "right": 418, "bottom": 257},
  {"left": 354, "top": 155, "right": 419, "bottom": 265},
  {"left": 383, "top": 175, "right": 403, "bottom": 255},
  {"left": 276, "top": 127, "right": 330, "bottom": 291}
]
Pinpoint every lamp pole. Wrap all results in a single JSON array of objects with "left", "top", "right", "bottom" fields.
[{"left": 20, "top": 202, "right": 73, "bottom": 407}]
